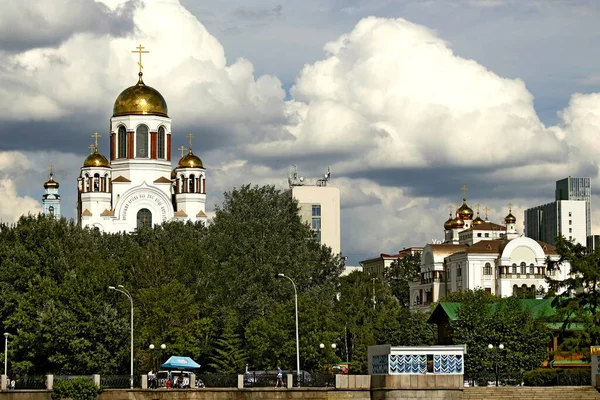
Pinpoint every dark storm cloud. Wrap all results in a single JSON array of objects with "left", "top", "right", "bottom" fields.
[{"left": 0, "top": 0, "right": 141, "bottom": 53}]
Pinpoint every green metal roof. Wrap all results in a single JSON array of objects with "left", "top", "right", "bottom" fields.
[{"left": 428, "top": 298, "right": 582, "bottom": 331}]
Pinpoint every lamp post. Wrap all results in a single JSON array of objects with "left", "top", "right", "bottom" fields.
[
  {"left": 278, "top": 273, "right": 300, "bottom": 385},
  {"left": 3, "top": 333, "right": 9, "bottom": 377},
  {"left": 149, "top": 343, "right": 166, "bottom": 372},
  {"left": 319, "top": 343, "right": 337, "bottom": 370},
  {"left": 488, "top": 343, "right": 504, "bottom": 387},
  {"left": 110, "top": 285, "right": 134, "bottom": 389}
]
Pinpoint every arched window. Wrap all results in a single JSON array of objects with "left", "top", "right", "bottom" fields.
[
  {"left": 520, "top": 262, "right": 526, "bottom": 275},
  {"left": 137, "top": 208, "right": 152, "bottom": 229},
  {"left": 118, "top": 126, "right": 127, "bottom": 158},
  {"left": 483, "top": 262, "right": 492, "bottom": 276},
  {"left": 49, "top": 206, "right": 54, "bottom": 216},
  {"left": 93, "top": 173, "right": 100, "bottom": 192},
  {"left": 84, "top": 173, "right": 90, "bottom": 192},
  {"left": 158, "top": 126, "right": 166, "bottom": 159},
  {"left": 511, "top": 263, "right": 517, "bottom": 274},
  {"left": 103, "top": 174, "right": 109, "bottom": 192},
  {"left": 530, "top": 263, "right": 535, "bottom": 274},
  {"left": 189, "top": 174, "right": 195, "bottom": 193},
  {"left": 136, "top": 124, "right": 149, "bottom": 158},
  {"left": 180, "top": 174, "right": 186, "bottom": 193},
  {"left": 512, "top": 285, "right": 518, "bottom": 296}
]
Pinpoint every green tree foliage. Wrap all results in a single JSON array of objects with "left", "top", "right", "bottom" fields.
[
  {"left": 450, "top": 291, "right": 548, "bottom": 379},
  {"left": 51, "top": 377, "right": 101, "bottom": 400},
  {"left": 546, "top": 236, "right": 600, "bottom": 354},
  {"left": 209, "top": 315, "right": 247, "bottom": 373},
  {"left": 385, "top": 252, "right": 421, "bottom": 307}
]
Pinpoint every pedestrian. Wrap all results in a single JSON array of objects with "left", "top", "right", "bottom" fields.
[
  {"left": 275, "top": 367, "right": 283, "bottom": 388},
  {"left": 10, "top": 379, "right": 15, "bottom": 390},
  {"left": 166, "top": 377, "right": 171, "bottom": 389}
]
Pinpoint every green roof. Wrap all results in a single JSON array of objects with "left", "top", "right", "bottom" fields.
[{"left": 428, "top": 298, "right": 582, "bottom": 331}]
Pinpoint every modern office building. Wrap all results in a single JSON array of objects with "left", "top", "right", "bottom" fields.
[
  {"left": 524, "top": 177, "right": 591, "bottom": 246},
  {"left": 555, "top": 177, "right": 591, "bottom": 236},
  {"left": 288, "top": 166, "right": 341, "bottom": 255}
]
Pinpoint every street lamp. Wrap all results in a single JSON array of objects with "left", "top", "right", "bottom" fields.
[
  {"left": 109, "top": 285, "right": 134, "bottom": 389},
  {"left": 3, "top": 333, "right": 9, "bottom": 377},
  {"left": 488, "top": 343, "right": 504, "bottom": 387},
  {"left": 277, "top": 273, "right": 300, "bottom": 385},
  {"left": 149, "top": 343, "right": 166, "bottom": 372}
]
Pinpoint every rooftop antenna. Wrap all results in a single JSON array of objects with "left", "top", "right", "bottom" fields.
[{"left": 317, "top": 166, "right": 331, "bottom": 187}]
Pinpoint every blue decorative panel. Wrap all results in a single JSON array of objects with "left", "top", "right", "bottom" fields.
[
  {"left": 372, "top": 355, "right": 389, "bottom": 374},
  {"left": 433, "top": 354, "right": 463, "bottom": 374},
  {"left": 389, "top": 354, "right": 426, "bottom": 374}
]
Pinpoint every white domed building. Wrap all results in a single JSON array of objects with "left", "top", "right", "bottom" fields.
[{"left": 77, "top": 66, "right": 207, "bottom": 232}]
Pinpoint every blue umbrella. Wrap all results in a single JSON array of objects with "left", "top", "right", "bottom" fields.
[{"left": 161, "top": 356, "right": 201, "bottom": 370}]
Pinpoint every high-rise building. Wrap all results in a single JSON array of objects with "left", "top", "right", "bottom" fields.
[
  {"left": 288, "top": 166, "right": 340, "bottom": 255},
  {"left": 555, "top": 177, "right": 591, "bottom": 236},
  {"left": 524, "top": 201, "right": 587, "bottom": 245}
]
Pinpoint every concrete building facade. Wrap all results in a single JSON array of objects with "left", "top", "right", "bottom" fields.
[{"left": 524, "top": 200, "right": 586, "bottom": 245}]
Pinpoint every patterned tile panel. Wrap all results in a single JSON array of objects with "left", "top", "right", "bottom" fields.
[
  {"left": 389, "top": 354, "right": 427, "bottom": 374},
  {"left": 372, "top": 355, "right": 389, "bottom": 374},
  {"left": 433, "top": 354, "right": 463, "bottom": 374}
]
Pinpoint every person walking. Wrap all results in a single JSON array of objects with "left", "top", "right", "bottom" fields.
[{"left": 275, "top": 367, "right": 283, "bottom": 388}]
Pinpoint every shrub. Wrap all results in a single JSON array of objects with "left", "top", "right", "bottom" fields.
[
  {"left": 52, "top": 378, "right": 101, "bottom": 400},
  {"left": 523, "top": 368, "right": 591, "bottom": 386}
]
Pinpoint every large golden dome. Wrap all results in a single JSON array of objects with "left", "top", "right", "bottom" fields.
[
  {"left": 178, "top": 150, "right": 203, "bottom": 168},
  {"left": 83, "top": 149, "right": 110, "bottom": 168},
  {"left": 450, "top": 216, "right": 464, "bottom": 229},
  {"left": 457, "top": 199, "right": 473, "bottom": 220},
  {"left": 44, "top": 174, "right": 59, "bottom": 189},
  {"left": 113, "top": 73, "right": 168, "bottom": 117}
]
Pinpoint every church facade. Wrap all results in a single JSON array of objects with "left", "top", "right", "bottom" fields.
[
  {"left": 76, "top": 47, "right": 207, "bottom": 233},
  {"left": 410, "top": 193, "right": 571, "bottom": 312}
]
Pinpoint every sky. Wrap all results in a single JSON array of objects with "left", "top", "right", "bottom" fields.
[{"left": 1, "top": 0, "right": 600, "bottom": 265}]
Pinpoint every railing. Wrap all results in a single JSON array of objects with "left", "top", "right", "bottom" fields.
[
  {"left": 100, "top": 375, "right": 131, "bottom": 389},
  {"left": 13, "top": 375, "right": 46, "bottom": 390},
  {"left": 243, "top": 372, "right": 281, "bottom": 387},
  {"left": 54, "top": 375, "right": 94, "bottom": 382},
  {"left": 197, "top": 374, "right": 237, "bottom": 388},
  {"left": 294, "top": 371, "right": 335, "bottom": 387}
]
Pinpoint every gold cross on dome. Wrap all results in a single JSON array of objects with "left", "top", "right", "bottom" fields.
[
  {"left": 476, "top": 203, "right": 481, "bottom": 213},
  {"left": 132, "top": 44, "right": 149, "bottom": 74},
  {"left": 448, "top": 204, "right": 454, "bottom": 215},
  {"left": 508, "top": 202, "right": 513, "bottom": 212},
  {"left": 460, "top": 185, "right": 468, "bottom": 199},
  {"left": 88, "top": 144, "right": 95, "bottom": 154},
  {"left": 186, "top": 133, "right": 195, "bottom": 149},
  {"left": 178, "top": 145, "right": 187, "bottom": 157},
  {"left": 49, "top": 162, "right": 54, "bottom": 174},
  {"left": 483, "top": 206, "right": 490, "bottom": 219},
  {"left": 91, "top": 132, "right": 101, "bottom": 148}
]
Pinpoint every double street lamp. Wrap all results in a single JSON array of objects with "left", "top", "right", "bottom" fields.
[
  {"left": 277, "top": 273, "right": 300, "bottom": 384},
  {"left": 488, "top": 343, "right": 504, "bottom": 387},
  {"left": 149, "top": 343, "right": 166, "bottom": 371},
  {"left": 109, "top": 285, "right": 134, "bottom": 389}
]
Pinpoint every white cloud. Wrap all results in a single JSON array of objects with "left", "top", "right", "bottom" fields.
[{"left": 0, "top": 151, "right": 43, "bottom": 222}]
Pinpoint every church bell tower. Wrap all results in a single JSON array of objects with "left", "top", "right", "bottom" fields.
[{"left": 43, "top": 164, "right": 61, "bottom": 218}]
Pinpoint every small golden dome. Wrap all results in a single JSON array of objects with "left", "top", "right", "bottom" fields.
[
  {"left": 457, "top": 199, "right": 473, "bottom": 219},
  {"left": 44, "top": 174, "right": 59, "bottom": 189},
  {"left": 451, "top": 217, "right": 464, "bottom": 229},
  {"left": 113, "top": 73, "right": 168, "bottom": 118},
  {"left": 83, "top": 149, "right": 110, "bottom": 168},
  {"left": 444, "top": 217, "right": 453, "bottom": 230},
  {"left": 473, "top": 216, "right": 484, "bottom": 225},
  {"left": 171, "top": 168, "right": 176, "bottom": 179},
  {"left": 177, "top": 150, "right": 203, "bottom": 168},
  {"left": 505, "top": 212, "right": 516, "bottom": 224}
]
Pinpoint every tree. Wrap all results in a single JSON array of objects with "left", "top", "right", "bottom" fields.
[
  {"left": 209, "top": 316, "right": 247, "bottom": 373},
  {"left": 450, "top": 292, "right": 548, "bottom": 380},
  {"left": 385, "top": 252, "right": 421, "bottom": 308},
  {"left": 546, "top": 236, "right": 600, "bottom": 354}
]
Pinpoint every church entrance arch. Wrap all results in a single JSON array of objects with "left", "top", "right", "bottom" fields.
[{"left": 137, "top": 208, "right": 152, "bottom": 228}]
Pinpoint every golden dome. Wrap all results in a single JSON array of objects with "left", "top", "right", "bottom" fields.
[
  {"left": 177, "top": 150, "right": 203, "bottom": 168},
  {"left": 457, "top": 199, "right": 473, "bottom": 219},
  {"left": 473, "top": 215, "right": 484, "bottom": 225},
  {"left": 505, "top": 212, "right": 516, "bottom": 224},
  {"left": 171, "top": 168, "right": 177, "bottom": 179},
  {"left": 113, "top": 73, "right": 168, "bottom": 118},
  {"left": 83, "top": 149, "right": 110, "bottom": 168},
  {"left": 450, "top": 217, "right": 464, "bottom": 229},
  {"left": 444, "top": 217, "right": 453, "bottom": 230},
  {"left": 44, "top": 174, "right": 59, "bottom": 189}
]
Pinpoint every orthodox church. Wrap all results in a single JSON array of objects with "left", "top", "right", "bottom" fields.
[
  {"left": 43, "top": 45, "right": 207, "bottom": 232},
  {"left": 410, "top": 187, "right": 571, "bottom": 312},
  {"left": 42, "top": 165, "right": 61, "bottom": 218}
]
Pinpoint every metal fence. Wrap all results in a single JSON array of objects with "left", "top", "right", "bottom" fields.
[
  {"left": 54, "top": 375, "right": 94, "bottom": 382},
  {"left": 464, "top": 372, "right": 524, "bottom": 387},
  {"left": 293, "top": 371, "right": 336, "bottom": 387},
  {"left": 197, "top": 374, "right": 237, "bottom": 388},
  {"left": 100, "top": 375, "right": 133, "bottom": 389},
  {"left": 13, "top": 376, "right": 46, "bottom": 390}
]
